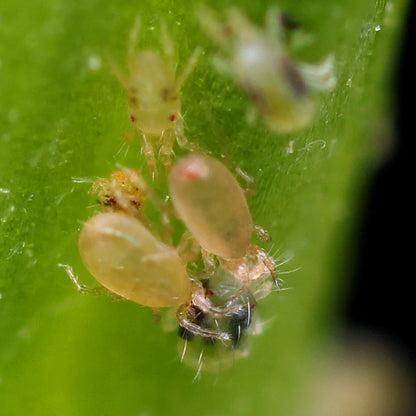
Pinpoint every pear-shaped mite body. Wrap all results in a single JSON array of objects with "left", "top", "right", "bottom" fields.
[
  {"left": 79, "top": 212, "right": 191, "bottom": 308},
  {"left": 169, "top": 154, "right": 253, "bottom": 259}
]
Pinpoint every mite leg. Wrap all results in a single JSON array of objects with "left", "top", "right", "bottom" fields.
[
  {"left": 128, "top": 16, "right": 141, "bottom": 63},
  {"left": 140, "top": 133, "right": 158, "bottom": 180},
  {"left": 159, "top": 128, "right": 176, "bottom": 173},
  {"left": 177, "top": 47, "right": 202, "bottom": 89},
  {"left": 176, "top": 230, "right": 201, "bottom": 264},
  {"left": 174, "top": 115, "right": 199, "bottom": 152},
  {"left": 176, "top": 305, "right": 232, "bottom": 343},
  {"left": 265, "top": 6, "right": 284, "bottom": 40},
  {"left": 160, "top": 19, "right": 175, "bottom": 70},
  {"left": 107, "top": 55, "right": 128, "bottom": 87},
  {"left": 235, "top": 166, "right": 256, "bottom": 196},
  {"left": 254, "top": 224, "right": 272, "bottom": 242},
  {"left": 59, "top": 264, "right": 115, "bottom": 297}
]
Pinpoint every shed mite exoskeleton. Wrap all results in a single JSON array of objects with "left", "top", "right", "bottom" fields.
[
  {"left": 91, "top": 168, "right": 163, "bottom": 235},
  {"left": 196, "top": 6, "right": 336, "bottom": 134},
  {"left": 92, "top": 167, "right": 179, "bottom": 242},
  {"left": 93, "top": 169, "right": 147, "bottom": 214},
  {"left": 113, "top": 17, "right": 201, "bottom": 179},
  {"left": 176, "top": 266, "right": 266, "bottom": 376}
]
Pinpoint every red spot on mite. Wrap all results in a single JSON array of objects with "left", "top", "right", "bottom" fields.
[
  {"left": 207, "top": 289, "right": 215, "bottom": 296},
  {"left": 182, "top": 160, "right": 208, "bottom": 181},
  {"left": 250, "top": 303, "right": 256, "bottom": 310},
  {"left": 131, "top": 200, "right": 142, "bottom": 208},
  {"left": 130, "top": 114, "right": 137, "bottom": 122},
  {"left": 169, "top": 114, "right": 176, "bottom": 122}
]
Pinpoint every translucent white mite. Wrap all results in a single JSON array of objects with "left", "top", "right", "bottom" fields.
[
  {"left": 113, "top": 17, "right": 201, "bottom": 178},
  {"left": 196, "top": 6, "right": 336, "bottom": 134}
]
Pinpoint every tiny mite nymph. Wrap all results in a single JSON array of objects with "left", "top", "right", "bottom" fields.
[
  {"left": 196, "top": 6, "right": 336, "bottom": 134},
  {"left": 113, "top": 18, "right": 201, "bottom": 178}
]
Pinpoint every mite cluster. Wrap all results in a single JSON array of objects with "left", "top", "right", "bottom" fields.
[{"left": 62, "top": 7, "right": 335, "bottom": 375}]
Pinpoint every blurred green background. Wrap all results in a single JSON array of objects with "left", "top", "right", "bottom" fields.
[{"left": 0, "top": 0, "right": 410, "bottom": 415}]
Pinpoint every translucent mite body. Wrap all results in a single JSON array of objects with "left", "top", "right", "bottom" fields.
[
  {"left": 169, "top": 153, "right": 253, "bottom": 259},
  {"left": 114, "top": 18, "right": 200, "bottom": 178},
  {"left": 79, "top": 211, "right": 190, "bottom": 307},
  {"left": 196, "top": 6, "right": 336, "bottom": 134},
  {"left": 62, "top": 168, "right": 191, "bottom": 308},
  {"left": 169, "top": 154, "right": 273, "bottom": 261}
]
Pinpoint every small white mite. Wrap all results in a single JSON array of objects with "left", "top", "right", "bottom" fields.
[
  {"left": 113, "top": 17, "right": 201, "bottom": 178},
  {"left": 78, "top": 211, "right": 191, "bottom": 308},
  {"left": 196, "top": 6, "right": 336, "bottom": 134}
]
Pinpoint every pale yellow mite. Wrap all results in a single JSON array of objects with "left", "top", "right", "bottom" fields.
[
  {"left": 169, "top": 153, "right": 253, "bottom": 260},
  {"left": 78, "top": 211, "right": 191, "bottom": 308},
  {"left": 114, "top": 17, "right": 200, "bottom": 178},
  {"left": 196, "top": 6, "right": 336, "bottom": 134}
]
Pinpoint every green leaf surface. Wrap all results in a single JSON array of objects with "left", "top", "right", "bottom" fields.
[{"left": 0, "top": 0, "right": 408, "bottom": 415}]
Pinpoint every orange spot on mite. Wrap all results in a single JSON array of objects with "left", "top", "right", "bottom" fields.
[
  {"left": 169, "top": 114, "right": 176, "bottom": 121},
  {"left": 130, "top": 114, "right": 137, "bottom": 122},
  {"left": 111, "top": 170, "right": 127, "bottom": 182}
]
